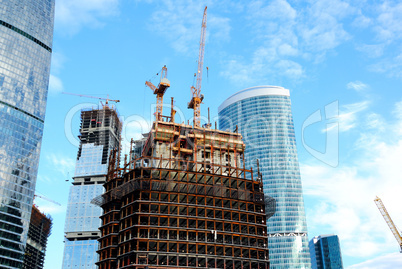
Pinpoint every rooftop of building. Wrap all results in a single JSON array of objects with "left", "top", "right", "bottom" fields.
[{"left": 218, "top": 85, "right": 290, "bottom": 112}]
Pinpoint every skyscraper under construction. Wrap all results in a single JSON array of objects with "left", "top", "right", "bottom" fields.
[
  {"left": 93, "top": 118, "right": 273, "bottom": 269},
  {"left": 62, "top": 106, "right": 122, "bottom": 269},
  {"left": 22, "top": 205, "right": 52, "bottom": 269}
]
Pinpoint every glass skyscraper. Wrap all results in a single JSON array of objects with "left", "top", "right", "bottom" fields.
[
  {"left": 309, "top": 234, "right": 343, "bottom": 269},
  {"left": 0, "top": 1, "right": 54, "bottom": 268},
  {"left": 219, "top": 86, "right": 311, "bottom": 268},
  {"left": 62, "top": 107, "right": 121, "bottom": 269}
]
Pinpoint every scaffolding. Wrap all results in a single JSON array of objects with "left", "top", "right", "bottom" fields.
[{"left": 94, "top": 120, "right": 273, "bottom": 269}]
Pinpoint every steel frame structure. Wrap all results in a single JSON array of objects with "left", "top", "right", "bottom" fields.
[{"left": 94, "top": 121, "right": 272, "bottom": 269}]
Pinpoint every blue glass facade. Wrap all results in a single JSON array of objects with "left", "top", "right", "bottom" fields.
[
  {"left": 62, "top": 240, "right": 99, "bottom": 269},
  {"left": 62, "top": 108, "right": 121, "bottom": 269},
  {"left": 0, "top": 0, "right": 54, "bottom": 268},
  {"left": 219, "top": 86, "right": 311, "bottom": 268},
  {"left": 309, "top": 235, "right": 343, "bottom": 269}
]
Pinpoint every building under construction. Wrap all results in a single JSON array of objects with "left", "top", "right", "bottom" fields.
[
  {"left": 22, "top": 205, "right": 52, "bottom": 269},
  {"left": 93, "top": 6, "right": 272, "bottom": 268},
  {"left": 93, "top": 117, "right": 273, "bottom": 268},
  {"left": 62, "top": 106, "right": 122, "bottom": 268}
]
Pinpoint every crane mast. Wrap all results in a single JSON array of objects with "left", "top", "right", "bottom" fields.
[
  {"left": 145, "top": 66, "right": 170, "bottom": 121},
  {"left": 188, "top": 6, "right": 207, "bottom": 128},
  {"left": 374, "top": 196, "right": 402, "bottom": 252}
]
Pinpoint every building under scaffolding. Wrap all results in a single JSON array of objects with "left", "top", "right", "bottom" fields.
[
  {"left": 22, "top": 205, "right": 52, "bottom": 269},
  {"left": 93, "top": 118, "right": 274, "bottom": 268}
]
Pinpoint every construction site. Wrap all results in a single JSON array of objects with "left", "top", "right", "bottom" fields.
[{"left": 91, "top": 6, "right": 273, "bottom": 269}]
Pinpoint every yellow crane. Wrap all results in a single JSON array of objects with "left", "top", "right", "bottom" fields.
[
  {"left": 188, "top": 6, "right": 207, "bottom": 128},
  {"left": 374, "top": 196, "right": 402, "bottom": 252},
  {"left": 145, "top": 65, "right": 170, "bottom": 121}
]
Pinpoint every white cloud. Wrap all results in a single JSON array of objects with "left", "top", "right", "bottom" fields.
[
  {"left": 46, "top": 153, "right": 75, "bottom": 177},
  {"left": 348, "top": 252, "right": 402, "bottom": 269},
  {"left": 368, "top": 51, "right": 402, "bottom": 78},
  {"left": 147, "top": 0, "right": 231, "bottom": 55},
  {"left": 51, "top": 52, "right": 67, "bottom": 73},
  {"left": 55, "top": 0, "right": 120, "bottom": 35},
  {"left": 356, "top": 44, "right": 385, "bottom": 58},
  {"left": 347, "top": 81, "right": 368, "bottom": 92},
  {"left": 323, "top": 101, "right": 369, "bottom": 133},
  {"left": 220, "top": 48, "right": 303, "bottom": 86},
  {"left": 221, "top": 0, "right": 356, "bottom": 84},
  {"left": 120, "top": 115, "right": 151, "bottom": 155},
  {"left": 365, "top": 113, "right": 385, "bottom": 131},
  {"left": 34, "top": 203, "right": 65, "bottom": 215},
  {"left": 303, "top": 100, "right": 402, "bottom": 259},
  {"left": 374, "top": 2, "right": 402, "bottom": 42},
  {"left": 352, "top": 12, "right": 372, "bottom": 28},
  {"left": 49, "top": 74, "right": 63, "bottom": 95},
  {"left": 394, "top": 101, "right": 402, "bottom": 120}
]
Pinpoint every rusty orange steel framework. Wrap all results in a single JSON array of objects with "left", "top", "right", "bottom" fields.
[
  {"left": 188, "top": 6, "right": 207, "bottom": 128},
  {"left": 93, "top": 119, "right": 274, "bottom": 269}
]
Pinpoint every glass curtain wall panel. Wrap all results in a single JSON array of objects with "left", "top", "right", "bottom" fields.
[
  {"left": 219, "top": 86, "right": 311, "bottom": 269},
  {"left": 0, "top": 0, "right": 55, "bottom": 268}
]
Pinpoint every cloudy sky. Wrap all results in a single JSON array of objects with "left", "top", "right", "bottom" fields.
[{"left": 36, "top": 0, "right": 402, "bottom": 268}]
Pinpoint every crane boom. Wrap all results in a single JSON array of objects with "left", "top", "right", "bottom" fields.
[
  {"left": 62, "top": 92, "right": 120, "bottom": 104},
  {"left": 145, "top": 66, "right": 170, "bottom": 121},
  {"left": 34, "top": 194, "right": 61, "bottom": 206},
  {"left": 188, "top": 6, "right": 207, "bottom": 127},
  {"left": 374, "top": 196, "right": 402, "bottom": 252},
  {"left": 195, "top": 6, "right": 207, "bottom": 97}
]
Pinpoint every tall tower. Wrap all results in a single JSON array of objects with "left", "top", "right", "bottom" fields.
[
  {"left": 219, "top": 86, "right": 311, "bottom": 268},
  {"left": 309, "top": 235, "right": 343, "bottom": 269},
  {"left": 0, "top": 1, "right": 55, "bottom": 268},
  {"left": 62, "top": 106, "right": 121, "bottom": 269}
]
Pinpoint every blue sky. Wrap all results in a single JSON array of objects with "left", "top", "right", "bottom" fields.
[{"left": 35, "top": 0, "right": 402, "bottom": 268}]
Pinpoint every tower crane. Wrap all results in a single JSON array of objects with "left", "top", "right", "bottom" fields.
[
  {"left": 374, "top": 196, "right": 402, "bottom": 252},
  {"left": 34, "top": 194, "right": 61, "bottom": 206},
  {"left": 62, "top": 92, "right": 120, "bottom": 106},
  {"left": 145, "top": 65, "right": 170, "bottom": 121},
  {"left": 188, "top": 6, "right": 207, "bottom": 128}
]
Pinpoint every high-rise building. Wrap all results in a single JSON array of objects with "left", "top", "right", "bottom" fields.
[
  {"left": 93, "top": 119, "right": 272, "bottom": 269},
  {"left": 219, "top": 86, "right": 311, "bottom": 268},
  {"left": 309, "top": 234, "right": 343, "bottom": 269},
  {"left": 0, "top": 1, "right": 54, "bottom": 267},
  {"left": 62, "top": 107, "right": 122, "bottom": 269},
  {"left": 22, "top": 205, "right": 52, "bottom": 269}
]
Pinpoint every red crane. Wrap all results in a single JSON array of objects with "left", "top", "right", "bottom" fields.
[{"left": 188, "top": 6, "right": 207, "bottom": 128}]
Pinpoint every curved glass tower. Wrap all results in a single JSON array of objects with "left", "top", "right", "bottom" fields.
[
  {"left": 0, "top": 1, "right": 54, "bottom": 268},
  {"left": 219, "top": 86, "right": 311, "bottom": 268}
]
